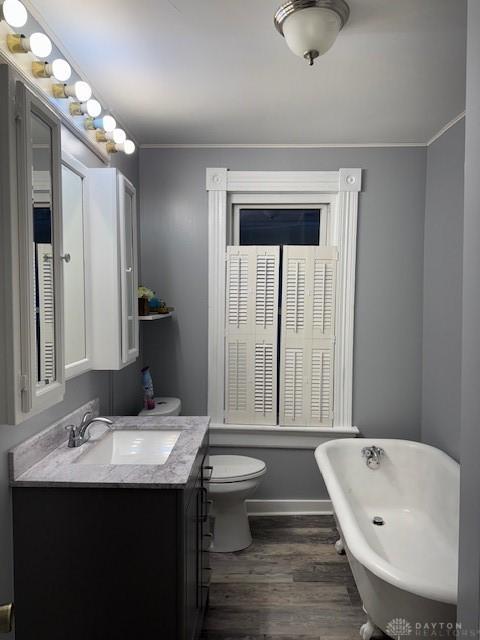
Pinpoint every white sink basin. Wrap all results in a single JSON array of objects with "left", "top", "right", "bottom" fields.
[{"left": 75, "top": 430, "right": 181, "bottom": 465}]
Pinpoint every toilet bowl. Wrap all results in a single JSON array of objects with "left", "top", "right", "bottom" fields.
[
  {"left": 138, "top": 397, "right": 181, "bottom": 417},
  {"left": 208, "top": 455, "right": 266, "bottom": 553}
]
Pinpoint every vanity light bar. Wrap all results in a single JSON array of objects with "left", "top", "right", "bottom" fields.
[{"left": 5, "top": 5, "right": 136, "bottom": 155}]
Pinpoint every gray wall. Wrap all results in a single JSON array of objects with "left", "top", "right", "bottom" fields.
[
  {"left": 421, "top": 119, "right": 465, "bottom": 461},
  {"left": 458, "top": 0, "right": 480, "bottom": 630},
  {"left": 0, "top": 124, "right": 141, "bottom": 624},
  {"left": 140, "top": 147, "right": 427, "bottom": 498}
]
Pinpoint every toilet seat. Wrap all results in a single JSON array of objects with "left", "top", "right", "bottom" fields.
[{"left": 209, "top": 455, "right": 266, "bottom": 483}]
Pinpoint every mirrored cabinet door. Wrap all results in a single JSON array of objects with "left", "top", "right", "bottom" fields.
[
  {"left": 62, "top": 153, "right": 91, "bottom": 378},
  {"left": 16, "top": 82, "right": 65, "bottom": 415}
]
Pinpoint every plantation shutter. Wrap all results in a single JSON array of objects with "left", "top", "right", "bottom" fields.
[
  {"left": 225, "top": 246, "right": 279, "bottom": 425},
  {"left": 37, "top": 244, "right": 55, "bottom": 384},
  {"left": 279, "top": 246, "right": 337, "bottom": 426}
]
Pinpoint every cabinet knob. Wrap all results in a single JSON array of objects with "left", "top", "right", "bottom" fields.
[
  {"left": 125, "top": 266, "right": 132, "bottom": 273},
  {"left": 60, "top": 253, "right": 71, "bottom": 263}
]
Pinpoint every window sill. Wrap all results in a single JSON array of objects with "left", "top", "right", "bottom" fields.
[{"left": 209, "top": 424, "right": 360, "bottom": 449}]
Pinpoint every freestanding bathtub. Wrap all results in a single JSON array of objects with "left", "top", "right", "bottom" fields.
[{"left": 315, "top": 439, "right": 459, "bottom": 640}]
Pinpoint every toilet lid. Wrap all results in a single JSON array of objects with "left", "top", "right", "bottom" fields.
[{"left": 209, "top": 455, "right": 266, "bottom": 482}]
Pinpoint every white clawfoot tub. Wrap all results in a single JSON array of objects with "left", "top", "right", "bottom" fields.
[{"left": 315, "top": 439, "right": 459, "bottom": 639}]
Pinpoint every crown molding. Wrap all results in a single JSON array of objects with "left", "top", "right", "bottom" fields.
[
  {"left": 427, "top": 111, "right": 466, "bottom": 147},
  {"left": 141, "top": 142, "right": 426, "bottom": 149},
  {"left": 139, "top": 112, "right": 466, "bottom": 150}
]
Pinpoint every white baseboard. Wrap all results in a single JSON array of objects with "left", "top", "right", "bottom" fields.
[{"left": 246, "top": 499, "right": 333, "bottom": 516}]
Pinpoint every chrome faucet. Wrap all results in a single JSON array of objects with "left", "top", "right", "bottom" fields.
[
  {"left": 361, "top": 445, "right": 385, "bottom": 469},
  {"left": 65, "top": 412, "right": 114, "bottom": 448}
]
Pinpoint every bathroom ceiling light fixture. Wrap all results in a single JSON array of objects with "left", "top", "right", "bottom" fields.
[
  {"left": 69, "top": 98, "right": 101, "bottom": 118},
  {"left": 52, "top": 79, "right": 92, "bottom": 101},
  {"left": 7, "top": 31, "right": 52, "bottom": 57},
  {"left": 1, "top": 0, "right": 27, "bottom": 28},
  {"left": 274, "top": 0, "right": 349, "bottom": 66},
  {"left": 31, "top": 58, "right": 72, "bottom": 81},
  {"left": 85, "top": 114, "right": 116, "bottom": 132}
]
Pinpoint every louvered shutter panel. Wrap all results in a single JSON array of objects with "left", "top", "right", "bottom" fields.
[
  {"left": 225, "top": 246, "right": 279, "bottom": 425},
  {"left": 280, "top": 246, "right": 337, "bottom": 427},
  {"left": 37, "top": 244, "right": 56, "bottom": 384}
]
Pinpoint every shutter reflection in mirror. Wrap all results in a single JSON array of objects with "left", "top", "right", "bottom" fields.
[{"left": 36, "top": 243, "right": 55, "bottom": 384}]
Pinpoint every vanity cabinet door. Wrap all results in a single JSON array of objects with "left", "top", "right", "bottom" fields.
[{"left": 183, "top": 456, "right": 210, "bottom": 640}]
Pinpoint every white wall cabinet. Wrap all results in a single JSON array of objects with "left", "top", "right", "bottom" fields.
[{"left": 88, "top": 168, "right": 139, "bottom": 370}]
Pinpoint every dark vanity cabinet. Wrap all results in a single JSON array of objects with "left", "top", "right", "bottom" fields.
[{"left": 12, "top": 438, "right": 210, "bottom": 640}]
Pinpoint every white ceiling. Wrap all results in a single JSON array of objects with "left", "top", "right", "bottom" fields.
[{"left": 28, "top": 0, "right": 466, "bottom": 145}]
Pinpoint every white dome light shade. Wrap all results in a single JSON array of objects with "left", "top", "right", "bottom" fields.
[
  {"left": 112, "top": 128, "right": 126, "bottom": 144},
  {"left": 28, "top": 32, "right": 52, "bottom": 58},
  {"left": 123, "top": 140, "right": 135, "bottom": 155},
  {"left": 283, "top": 8, "right": 340, "bottom": 58},
  {"left": 50, "top": 58, "right": 71, "bottom": 82},
  {"left": 86, "top": 99, "right": 101, "bottom": 118},
  {"left": 73, "top": 81, "right": 92, "bottom": 102},
  {"left": 1, "top": 0, "right": 27, "bottom": 28},
  {"left": 274, "top": 0, "right": 349, "bottom": 65}
]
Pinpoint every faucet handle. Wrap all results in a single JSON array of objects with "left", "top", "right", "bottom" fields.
[
  {"left": 65, "top": 424, "right": 77, "bottom": 447},
  {"left": 80, "top": 411, "right": 92, "bottom": 427}
]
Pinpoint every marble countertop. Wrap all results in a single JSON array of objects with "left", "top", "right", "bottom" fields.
[{"left": 9, "top": 410, "right": 210, "bottom": 489}]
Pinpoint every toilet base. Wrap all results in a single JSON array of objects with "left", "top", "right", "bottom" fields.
[
  {"left": 211, "top": 499, "right": 252, "bottom": 553},
  {"left": 208, "top": 475, "right": 264, "bottom": 553}
]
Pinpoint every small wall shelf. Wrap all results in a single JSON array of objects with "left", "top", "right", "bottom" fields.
[{"left": 139, "top": 313, "right": 174, "bottom": 321}]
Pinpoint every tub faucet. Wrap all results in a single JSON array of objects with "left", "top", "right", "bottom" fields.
[
  {"left": 361, "top": 445, "right": 385, "bottom": 469},
  {"left": 65, "top": 412, "right": 114, "bottom": 448}
]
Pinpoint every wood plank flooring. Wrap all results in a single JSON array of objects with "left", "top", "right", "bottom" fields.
[{"left": 201, "top": 515, "right": 366, "bottom": 640}]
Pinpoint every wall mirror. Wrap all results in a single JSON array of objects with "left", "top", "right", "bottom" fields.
[
  {"left": 16, "top": 82, "right": 65, "bottom": 415},
  {"left": 61, "top": 153, "right": 91, "bottom": 378}
]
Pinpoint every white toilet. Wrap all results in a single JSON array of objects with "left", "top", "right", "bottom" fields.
[
  {"left": 138, "top": 397, "right": 182, "bottom": 416},
  {"left": 208, "top": 455, "right": 266, "bottom": 553}
]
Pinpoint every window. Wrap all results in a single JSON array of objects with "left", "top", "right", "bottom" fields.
[
  {"left": 207, "top": 168, "right": 361, "bottom": 444},
  {"left": 238, "top": 208, "right": 321, "bottom": 246}
]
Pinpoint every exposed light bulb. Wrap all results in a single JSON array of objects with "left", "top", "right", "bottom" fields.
[
  {"left": 50, "top": 58, "right": 71, "bottom": 82},
  {"left": 28, "top": 32, "right": 52, "bottom": 58},
  {"left": 123, "top": 140, "right": 135, "bottom": 155},
  {"left": 32, "top": 58, "right": 72, "bottom": 81},
  {"left": 52, "top": 80, "right": 92, "bottom": 101},
  {"left": 72, "top": 80, "right": 91, "bottom": 102},
  {"left": 1, "top": 0, "right": 27, "bottom": 28},
  {"left": 106, "top": 139, "right": 135, "bottom": 155},
  {"left": 101, "top": 115, "right": 116, "bottom": 132},
  {"left": 7, "top": 31, "right": 51, "bottom": 57},
  {"left": 112, "top": 128, "right": 126, "bottom": 144},
  {"left": 86, "top": 114, "right": 117, "bottom": 133},
  {"left": 69, "top": 98, "right": 101, "bottom": 118},
  {"left": 86, "top": 99, "right": 101, "bottom": 118}
]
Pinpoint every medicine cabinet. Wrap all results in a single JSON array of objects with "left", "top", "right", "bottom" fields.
[
  {"left": 16, "top": 81, "right": 65, "bottom": 419},
  {"left": 89, "top": 168, "right": 139, "bottom": 370},
  {"left": 0, "top": 64, "right": 139, "bottom": 424}
]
